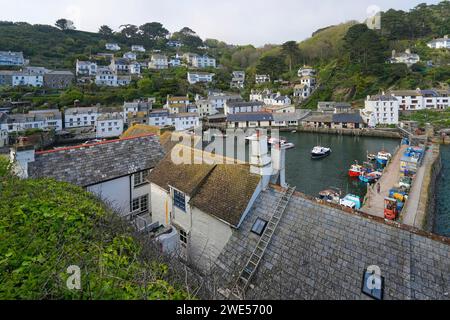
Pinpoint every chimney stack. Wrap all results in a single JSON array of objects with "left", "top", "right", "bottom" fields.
[
  {"left": 247, "top": 130, "right": 273, "bottom": 190},
  {"left": 271, "top": 142, "right": 287, "bottom": 188}
]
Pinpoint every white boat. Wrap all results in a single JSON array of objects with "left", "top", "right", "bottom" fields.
[
  {"left": 282, "top": 142, "right": 295, "bottom": 149},
  {"left": 268, "top": 137, "right": 287, "bottom": 144},
  {"left": 311, "top": 146, "right": 331, "bottom": 159}
]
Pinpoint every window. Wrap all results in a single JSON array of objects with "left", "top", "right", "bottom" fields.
[
  {"left": 179, "top": 229, "right": 188, "bottom": 245},
  {"left": 134, "top": 170, "right": 149, "bottom": 187},
  {"left": 132, "top": 195, "right": 148, "bottom": 213},
  {"left": 251, "top": 218, "right": 268, "bottom": 236},
  {"left": 174, "top": 189, "right": 186, "bottom": 211}
]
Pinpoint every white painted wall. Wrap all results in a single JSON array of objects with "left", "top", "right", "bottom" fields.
[{"left": 87, "top": 176, "right": 130, "bottom": 215}]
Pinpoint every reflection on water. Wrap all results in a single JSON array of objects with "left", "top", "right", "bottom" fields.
[
  {"left": 434, "top": 145, "right": 450, "bottom": 237},
  {"left": 283, "top": 132, "right": 400, "bottom": 198}
]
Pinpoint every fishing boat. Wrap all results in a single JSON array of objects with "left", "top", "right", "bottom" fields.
[
  {"left": 376, "top": 151, "right": 392, "bottom": 166},
  {"left": 317, "top": 188, "right": 341, "bottom": 204},
  {"left": 268, "top": 137, "right": 287, "bottom": 145},
  {"left": 340, "top": 194, "right": 362, "bottom": 210},
  {"left": 368, "top": 171, "right": 382, "bottom": 180},
  {"left": 348, "top": 162, "right": 363, "bottom": 177},
  {"left": 311, "top": 146, "right": 331, "bottom": 159}
]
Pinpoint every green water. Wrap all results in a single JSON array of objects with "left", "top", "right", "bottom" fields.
[
  {"left": 434, "top": 145, "right": 450, "bottom": 237},
  {"left": 282, "top": 132, "right": 400, "bottom": 199}
]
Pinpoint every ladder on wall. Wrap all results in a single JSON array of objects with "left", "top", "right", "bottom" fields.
[{"left": 230, "top": 186, "right": 296, "bottom": 299}]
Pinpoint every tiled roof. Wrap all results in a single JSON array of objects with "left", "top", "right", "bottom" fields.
[
  {"left": 213, "top": 188, "right": 450, "bottom": 299},
  {"left": 227, "top": 112, "right": 274, "bottom": 122},
  {"left": 28, "top": 134, "right": 164, "bottom": 187},
  {"left": 190, "top": 165, "right": 261, "bottom": 227},
  {"left": 149, "top": 154, "right": 215, "bottom": 195},
  {"left": 332, "top": 113, "right": 364, "bottom": 123},
  {"left": 121, "top": 124, "right": 160, "bottom": 139}
]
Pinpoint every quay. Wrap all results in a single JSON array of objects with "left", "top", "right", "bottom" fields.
[{"left": 361, "top": 145, "right": 407, "bottom": 218}]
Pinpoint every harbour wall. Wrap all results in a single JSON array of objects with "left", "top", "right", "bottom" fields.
[
  {"left": 415, "top": 144, "right": 442, "bottom": 232},
  {"left": 295, "top": 127, "right": 402, "bottom": 139}
]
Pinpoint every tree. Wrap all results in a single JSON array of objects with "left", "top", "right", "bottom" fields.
[
  {"left": 281, "top": 41, "right": 301, "bottom": 72},
  {"left": 55, "top": 19, "right": 74, "bottom": 31},
  {"left": 172, "top": 27, "right": 203, "bottom": 48},
  {"left": 99, "top": 25, "right": 113, "bottom": 37},
  {"left": 139, "top": 22, "right": 169, "bottom": 40},
  {"left": 120, "top": 24, "right": 139, "bottom": 39},
  {"left": 256, "top": 55, "right": 286, "bottom": 80}
]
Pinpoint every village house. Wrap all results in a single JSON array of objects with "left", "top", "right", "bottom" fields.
[
  {"left": 263, "top": 93, "right": 291, "bottom": 106},
  {"left": 117, "top": 75, "right": 132, "bottom": 86},
  {"left": 184, "top": 53, "right": 216, "bottom": 68},
  {"left": 132, "top": 45, "right": 146, "bottom": 52},
  {"left": 43, "top": 70, "right": 74, "bottom": 89},
  {"left": 205, "top": 91, "right": 243, "bottom": 112},
  {"left": 10, "top": 134, "right": 165, "bottom": 229},
  {"left": 361, "top": 94, "right": 400, "bottom": 126},
  {"left": 230, "top": 71, "right": 245, "bottom": 89},
  {"left": 388, "top": 88, "right": 450, "bottom": 110},
  {"left": 224, "top": 101, "right": 265, "bottom": 115},
  {"left": 149, "top": 132, "right": 287, "bottom": 270},
  {"left": 169, "top": 54, "right": 182, "bottom": 67},
  {"left": 255, "top": 74, "right": 270, "bottom": 84},
  {"left": 165, "top": 95, "right": 191, "bottom": 114},
  {"left": 249, "top": 89, "right": 272, "bottom": 102},
  {"left": 0, "top": 109, "right": 62, "bottom": 133},
  {"left": 187, "top": 72, "right": 214, "bottom": 84},
  {"left": 0, "top": 125, "right": 8, "bottom": 147},
  {"left": 298, "top": 66, "right": 316, "bottom": 77},
  {"left": 262, "top": 104, "right": 296, "bottom": 114},
  {"left": 169, "top": 113, "right": 200, "bottom": 131},
  {"left": 167, "top": 40, "right": 183, "bottom": 48},
  {"left": 111, "top": 58, "right": 131, "bottom": 73},
  {"left": 149, "top": 109, "right": 170, "bottom": 127},
  {"left": 149, "top": 54, "right": 169, "bottom": 70},
  {"left": 300, "top": 75, "right": 316, "bottom": 88},
  {"left": 64, "top": 106, "right": 99, "bottom": 129},
  {"left": 389, "top": 49, "right": 420, "bottom": 67},
  {"left": 76, "top": 60, "right": 97, "bottom": 76},
  {"left": 227, "top": 112, "right": 274, "bottom": 128},
  {"left": 427, "top": 35, "right": 450, "bottom": 49},
  {"left": 105, "top": 43, "right": 121, "bottom": 51},
  {"left": 129, "top": 61, "right": 141, "bottom": 75},
  {"left": 0, "top": 51, "right": 25, "bottom": 66},
  {"left": 301, "top": 112, "right": 366, "bottom": 129},
  {"left": 95, "top": 67, "right": 118, "bottom": 86},
  {"left": 317, "top": 102, "right": 353, "bottom": 114},
  {"left": 95, "top": 113, "right": 124, "bottom": 138},
  {"left": 293, "top": 83, "right": 312, "bottom": 100},
  {"left": 123, "top": 99, "right": 152, "bottom": 125},
  {"left": 8, "top": 69, "right": 44, "bottom": 87},
  {"left": 123, "top": 51, "right": 137, "bottom": 60}
]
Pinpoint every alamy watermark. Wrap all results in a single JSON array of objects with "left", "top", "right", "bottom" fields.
[
  {"left": 66, "top": 265, "right": 81, "bottom": 290},
  {"left": 366, "top": 5, "right": 381, "bottom": 30}
]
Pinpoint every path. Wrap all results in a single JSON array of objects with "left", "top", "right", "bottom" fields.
[
  {"left": 401, "top": 145, "right": 435, "bottom": 227},
  {"left": 361, "top": 145, "right": 407, "bottom": 218}
]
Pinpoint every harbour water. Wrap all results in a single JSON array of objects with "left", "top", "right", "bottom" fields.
[
  {"left": 282, "top": 132, "right": 400, "bottom": 199},
  {"left": 434, "top": 145, "right": 450, "bottom": 237}
]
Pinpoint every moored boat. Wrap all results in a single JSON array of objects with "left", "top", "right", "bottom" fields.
[
  {"left": 359, "top": 173, "right": 376, "bottom": 184},
  {"left": 311, "top": 146, "right": 331, "bottom": 159},
  {"left": 348, "top": 162, "right": 363, "bottom": 177},
  {"left": 376, "top": 151, "right": 392, "bottom": 165},
  {"left": 340, "top": 194, "right": 362, "bottom": 210},
  {"left": 317, "top": 188, "right": 341, "bottom": 204}
]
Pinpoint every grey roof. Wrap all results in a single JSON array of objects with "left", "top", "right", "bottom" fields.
[
  {"left": 213, "top": 188, "right": 450, "bottom": 300},
  {"left": 28, "top": 135, "right": 165, "bottom": 187},
  {"left": 97, "top": 113, "right": 123, "bottom": 121},
  {"left": 332, "top": 113, "right": 364, "bottom": 123},
  {"left": 65, "top": 107, "right": 99, "bottom": 115},
  {"left": 227, "top": 112, "right": 274, "bottom": 122},
  {"left": 227, "top": 101, "right": 265, "bottom": 108},
  {"left": 368, "top": 95, "right": 399, "bottom": 102}
]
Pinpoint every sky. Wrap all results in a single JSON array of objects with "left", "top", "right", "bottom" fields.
[{"left": 0, "top": 0, "right": 443, "bottom": 46}]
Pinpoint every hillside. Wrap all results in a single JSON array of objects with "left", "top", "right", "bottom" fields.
[{"left": 0, "top": 157, "right": 190, "bottom": 299}]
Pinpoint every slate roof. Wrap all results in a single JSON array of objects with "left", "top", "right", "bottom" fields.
[
  {"left": 332, "top": 113, "right": 364, "bottom": 124},
  {"left": 227, "top": 101, "right": 265, "bottom": 108},
  {"left": 227, "top": 112, "right": 273, "bottom": 122},
  {"left": 28, "top": 134, "right": 165, "bottom": 187},
  {"left": 368, "top": 95, "right": 399, "bottom": 101},
  {"left": 213, "top": 188, "right": 450, "bottom": 300}
]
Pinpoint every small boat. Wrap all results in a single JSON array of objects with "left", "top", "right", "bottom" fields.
[
  {"left": 268, "top": 137, "right": 287, "bottom": 145},
  {"left": 291, "top": 130, "right": 297, "bottom": 133},
  {"left": 348, "top": 162, "right": 363, "bottom": 177},
  {"left": 368, "top": 171, "right": 382, "bottom": 180},
  {"left": 340, "top": 194, "right": 362, "bottom": 210},
  {"left": 367, "top": 153, "right": 377, "bottom": 161},
  {"left": 317, "top": 188, "right": 341, "bottom": 204},
  {"left": 282, "top": 142, "right": 295, "bottom": 149},
  {"left": 376, "top": 151, "right": 392, "bottom": 166},
  {"left": 311, "top": 146, "right": 331, "bottom": 159},
  {"left": 359, "top": 173, "right": 376, "bottom": 184}
]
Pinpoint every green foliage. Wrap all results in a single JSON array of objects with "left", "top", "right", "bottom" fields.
[
  {"left": 0, "top": 171, "right": 190, "bottom": 299},
  {"left": 400, "top": 109, "right": 450, "bottom": 129}
]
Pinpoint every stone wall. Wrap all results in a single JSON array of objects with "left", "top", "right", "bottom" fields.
[{"left": 297, "top": 126, "right": 402, "bottom": 139}]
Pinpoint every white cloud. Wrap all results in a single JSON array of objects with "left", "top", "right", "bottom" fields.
[{"left": 0, "top": 0, "right": 442, "bottom": 46}]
